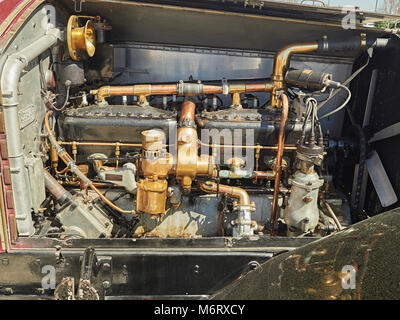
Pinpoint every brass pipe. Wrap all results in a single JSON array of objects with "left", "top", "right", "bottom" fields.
[
  {"left": 271, "top": 42, "right": 319, "bottom": 107},
  {"left": 59, "top": 140, "right": 295, "bottom": 151},
  {"left": 59, "top": 141, "right": 143, "bottom": 148},
  {"left": 199, "top": 181, "right": 250, "bottom": 206},
  {"left": 176, "top": 100, "right": 214, "bottom": 190},
  {"left": 270, "top": 93, "right": 289, "bottom": 229}
]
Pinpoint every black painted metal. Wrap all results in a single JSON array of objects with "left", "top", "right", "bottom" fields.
[
  {"left": 213, "top": 208, "right": 400, "bottom": 300},
  {"left": 0, "top": 236, "right": 317, "bottom": 298}
]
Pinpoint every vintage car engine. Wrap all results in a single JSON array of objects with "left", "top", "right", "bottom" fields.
[
  {"left": 1, "top": 6, "right": 396, "bottom": 244},
  {"left": 32, "top": 13, "right": 392, "bottom": 240}
]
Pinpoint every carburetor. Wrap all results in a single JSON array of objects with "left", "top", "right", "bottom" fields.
[{"left": 136, "top": 129, "right": 173, "bottom": 216}]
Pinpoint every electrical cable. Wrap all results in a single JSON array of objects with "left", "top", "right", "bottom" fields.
[
  {"left": 319, "top": 84, "right": 352, "bottom": 120},
  {"left": 317, "top": 55, "right": 370, "bottom": 112}
]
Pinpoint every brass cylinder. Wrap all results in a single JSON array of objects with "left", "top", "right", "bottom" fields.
[
  {"left": 139, "top": 129, "right": 173, "bottom": 215},
  {"left": 136, "top": 177, "right": 168, "bottom": 215}
]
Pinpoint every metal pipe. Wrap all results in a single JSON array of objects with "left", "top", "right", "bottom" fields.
[
  {"left": 58, "top": 141, "right": 143, "bottom": 148},
  {"left": 199, "top": 181, "right": 250, "bottom": 206},
  {"left": 180, "top": 100, "right": 196, "bottom": 122},
  {"left": 91, "top": 81, "right": 273, "bottom": 104},
  {"left": 199, "top": 141, "right": 296, "bottom": 150},
  {"left": 91, "top": 35, "right": 374, "bottom": 107},
  {"left": 44, "top": 169, "right": 72, "bottom": 204},
  {"left": 0, "top": 183, "right": 10, "bottom": 251},
  {"left": 323, "top": 200, "right": 344, "bottom": 231},
  {"left": 176, "top": 100, "right": 214, "bottom": 190},
  {"left": 59, "top": 140, "right": 296, "bottom": 151},
  {"left": 270, "top": 93, "right": 289, "bottom": 229},
  {"left": 199, "top": 180, "right": 255, "bottom": 236},
  {"left": 45, "top": 112, "right": 136, "bottom": 215},
  {"left": 271, "top": 42, "right": 319, "bottom": 107},
  {"left": 0, "top": 28, "right": 61, "bottom": 236}
]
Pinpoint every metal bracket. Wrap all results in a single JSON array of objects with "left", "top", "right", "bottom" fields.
[
  {"left": 55, "top": 247, "right": 113, "bottom": 300},
  {"left": 222, "top": 78, "right": 229, "bottom": 96}
]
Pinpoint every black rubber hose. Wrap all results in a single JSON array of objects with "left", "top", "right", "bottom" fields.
[{"left": 318, "top": 35, "right": 390, "bottom": 53}]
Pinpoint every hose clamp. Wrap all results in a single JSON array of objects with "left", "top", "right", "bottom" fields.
[
  {"left": 222, "top": 78, "right": 229, "bottom": 96},
  {"left": 321, "top": 35, "right": 329, "bottom": 51}
]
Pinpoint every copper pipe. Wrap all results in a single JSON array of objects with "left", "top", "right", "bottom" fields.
[
  {"left": 270, "top": 93, "right": 289, "bottom": 229},
  {"left": 90, "top": 42, "right": 319, "bottom": 107},
  {"left": 199, "top": 141, "right": 296, "bottom": 151},
  {"left": 246, "top": 82, "right": 274, "bottom": 93},
  {"left": 199, "top": 181, "right": 250, "bottom": 206},
  {"left": 251, "top": 171, "right": 276, "bottom": 180},
  {"left": 89, "top": 184, "right": 136, "bottom": 214},
  {"left": 271, "top": 42, "right": 319, "bottom": 107},
  {"left": 202, "top": 85, "right": 224, "bottom": 95},
  {"left": 91, "top": 81, "right": 273, "bottom": 103},
  {"left": 180, "top": 100, "right": 196, "bottom": 122}
]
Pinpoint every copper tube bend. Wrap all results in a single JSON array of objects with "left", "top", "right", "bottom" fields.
[{"left": 270, "top": 93, "right": 289, "bottom": 229}]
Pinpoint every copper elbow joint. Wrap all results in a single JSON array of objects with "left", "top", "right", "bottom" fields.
[{"left": 199, "top": 181, "right": 250, "bottom": 207}]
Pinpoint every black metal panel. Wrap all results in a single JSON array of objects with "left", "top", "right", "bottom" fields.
[
  {"left": 0, "top": 235, "right": 318, "bottom": 298},
  {"left": 56, "top": 0, "right": 389, "bottom": 57}
]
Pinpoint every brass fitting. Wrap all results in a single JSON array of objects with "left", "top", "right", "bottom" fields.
[
  {"left": 176, "top": 100, "right": 215, "bottom": 191},
  {"left": 67, "top": 15, "right": 96, "bottom": 61},
  {"left": 137, "top": 129, "right": 173, "bottom": 215},
  {"left": 199, "top": 181, "right": 252, "bottom": 207},
  {"left": 136, "top": 176, "right": 168, "bottom": 215},
  {"left": 141, "top": 129, "right": 174, "bottom": 178}
]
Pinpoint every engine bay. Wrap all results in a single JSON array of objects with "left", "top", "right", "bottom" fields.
[{"left": 1, "top": 1, "right": 398, "bottom": 244}]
